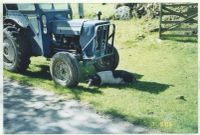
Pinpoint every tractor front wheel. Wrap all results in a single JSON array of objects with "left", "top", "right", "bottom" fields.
[
  {"left": 50, "top": 52, "right": 80, "bottom": 87},
  {"left": 94, "top": 45, "right": 119, "bottom": 71}
]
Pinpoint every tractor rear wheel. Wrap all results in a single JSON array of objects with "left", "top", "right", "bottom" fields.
[
  {"left": 50, "top": 52, "right": 80, "bottom": 87},
  {"left": 3, "top": 25, "right": 31, "bottom": 73},
  {"left": 94, "top": 45, "right": 119, "bottom": 71}
]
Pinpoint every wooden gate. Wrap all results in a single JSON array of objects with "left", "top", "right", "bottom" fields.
[{"left": 159, "top": 3, "right": 198, "bottom": 39}]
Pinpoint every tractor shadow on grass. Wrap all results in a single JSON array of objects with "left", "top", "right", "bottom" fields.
[
  {"left": 23, "top": 64, "right": 96, "bottom": 82},
  {"left": 23, "top": 65, "right": 52, "bottom": 80},
  {"left": 20, "top": 65, "right": 172, "bottom": 94},
  {"left": 18, "top": 65, "right": 102, "bottom": 98},
  {"left": 97, "top": 72, "right": 174, "bottom": 94}
]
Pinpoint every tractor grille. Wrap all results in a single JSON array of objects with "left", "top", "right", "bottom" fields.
[
  {"left": 81, "top": 23, "right": 115, "bottom": 59},
  {"left": 96, "top": 25, "right": 109, "bottom": 52}
]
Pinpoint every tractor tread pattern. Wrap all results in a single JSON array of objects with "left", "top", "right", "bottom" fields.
[{"left": 4, "top": 24, "right": 31, "bottom": 73}]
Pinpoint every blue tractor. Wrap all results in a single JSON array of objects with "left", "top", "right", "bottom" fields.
[{"left": 3, "top": 4, "right": 119, "bottom": 87}]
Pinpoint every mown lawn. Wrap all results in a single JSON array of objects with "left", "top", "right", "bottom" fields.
[{"left": 4, "top": 4, "right": 198, "bottom": 133}]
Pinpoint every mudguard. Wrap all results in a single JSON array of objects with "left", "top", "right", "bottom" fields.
[
  {"left": 4, "top": 11, "right": 36, "bottom": 38},
  {"left": 4, "top": 13, "right": 42, "bottom": 56},
  {"left": 4, "top": 11, "right": 29, "bottom": 28}
]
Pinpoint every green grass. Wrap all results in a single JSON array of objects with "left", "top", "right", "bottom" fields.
[{"left": 4, "top": 4, "right": 198, "bottom": 133}]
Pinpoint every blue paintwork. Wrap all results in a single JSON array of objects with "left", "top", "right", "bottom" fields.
[
  {"left": 4, "top": 10, "right": 29, "bottom": 28},
  {"left": 4, "top": 10, "right": 44, "bottom": 56},
  {"left": 4, "top": 4, "right": 113, "bottom": 60},
  {"left": 50, "top": 19, "right": 85, "bottom": 36},
  {"left": 80, "top": 20, "right": 110, "bottom": 57}
]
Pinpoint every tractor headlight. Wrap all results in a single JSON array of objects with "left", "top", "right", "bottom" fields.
[
  {"left": 42, "top": 15, "right": 47, "bottom": 34},
  {"left": 52, "top": 34, "right": 56, "bottom": 41}
]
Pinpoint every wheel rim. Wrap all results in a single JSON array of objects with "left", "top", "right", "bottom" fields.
[
  {"left": 97, "top": 56, "right": 113, "bottom": 69},
  {"left": 53, "top": 60, "right": 71, "bottom": 82},
  {"left": 3, "top": 38, "right": 16, "bottom": 65}
]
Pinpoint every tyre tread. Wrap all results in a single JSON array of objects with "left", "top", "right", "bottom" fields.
[{"left": 3, "top": 24, "right": 31, "bottom": 72}]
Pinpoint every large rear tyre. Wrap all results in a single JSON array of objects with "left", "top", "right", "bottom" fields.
[
  {"left": 94, "top": 45, "right": 119, "bottom": 71},
  {"left": 3, "top": 25, "right": 31, "bottom": 73},
  {"left": 50, "top": 52, "right": 80, "bottom": 88}
]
